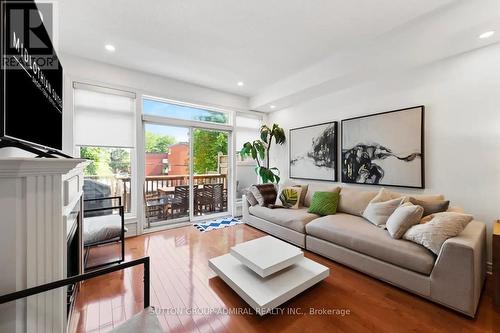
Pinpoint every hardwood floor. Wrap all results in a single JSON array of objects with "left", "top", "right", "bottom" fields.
[{"left": 72, "top": 224, "right": 500, "bottom": 333}]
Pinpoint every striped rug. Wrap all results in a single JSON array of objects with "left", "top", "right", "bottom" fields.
[{"left": 194, "top": 217, "right": 243, "bottom": 232}]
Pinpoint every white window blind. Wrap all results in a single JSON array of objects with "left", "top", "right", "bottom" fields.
[{"left": 73, "top": 83, "right": 136, "bottom": 148}]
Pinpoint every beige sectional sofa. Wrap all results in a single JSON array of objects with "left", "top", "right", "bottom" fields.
[{"left": 242, "top": 184, "right": 487, "bottom": 317}]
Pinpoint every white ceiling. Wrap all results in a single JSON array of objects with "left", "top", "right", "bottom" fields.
[{"left": 56, "top": 0, "right": 457, "bottom": 98}]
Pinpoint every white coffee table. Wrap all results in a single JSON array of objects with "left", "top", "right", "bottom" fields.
[
  {"left": 209, "top": 236, "right": 329, "bottom": 315},
  {"left": 230, "top": 236, "right": 304, "bottom": 277}
]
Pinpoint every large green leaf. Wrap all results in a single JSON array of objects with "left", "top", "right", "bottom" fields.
[
  {"left": 253, "top": 140, "right": 266, "bottom": 160},
  {"left": 240, "top": 142, "right": 252, "bottom": 158},
  {"left": 260, "top": 125, "right": 271, "bottom": 144},
  {"left": 273, "top": 126, "right": 286, "bottom": 145},
  {"left": 254, "top": 166, "right": 281, "bottom": 184}
]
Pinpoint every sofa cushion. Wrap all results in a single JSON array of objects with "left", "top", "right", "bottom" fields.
[
  {"left": 308, "top": 191, "right": 339, "bottom": 216},
  {"left": 337, "top": 187, "right": 378, "bottom": 216},
  {"left": 305, "top": 213, "right": 436, "bottom": 275},
  {"left": 249, "top": 205, "right": 319, "bottom": 233},
  {"left": 404, "top": 212, "right": 473, "bottom": 255},
  {"left": 363, "top": 196, "right": 406, "bottom": 228},
  {"left": 276, "top": 186, "right": 303, "bottom": 209},
  {"left": 304, "top": 184, "right": 341, "bottom": 207},
  {"left": 386, "top": 203, "right": 424, "bottom": 239},
  {"left": 388, "top": 190, "right": 445, "bottom": 202},
  {"left": 249, "top": 184, "right": 277, "bottom": 207},
  {"left": 276, "top": 181, "right": 308, "bottom": 207},
  {"left": 409, "top": 197, "right": 450, "bottom": 217},
  {"left": 244, "top": 190, "right": 258, "bottom": 206}
]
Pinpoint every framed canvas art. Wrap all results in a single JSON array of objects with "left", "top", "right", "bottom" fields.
[
  {"left": 341, "top": 106, "right": 424, "bottom": 188},
  {"left": 289, "top": 121, "right": 338, "bottom": 181}
]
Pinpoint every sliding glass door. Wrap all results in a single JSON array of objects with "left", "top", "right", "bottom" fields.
[
  {"left": 143, "top": 123, "right": 191, "bottom": 227},
  {"left": 192, "top": 128, "right": 229, "bottom": 219},
  {"left": 143, "top": 122, "right": 230, "bottom": 229}
]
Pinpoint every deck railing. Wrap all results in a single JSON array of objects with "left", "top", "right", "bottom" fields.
[
  {"left": 143, "top": 174, "right": 227, "bottom": 193},
  {"left": 84, "top": 174, "right": 228, "bottom": 213}
]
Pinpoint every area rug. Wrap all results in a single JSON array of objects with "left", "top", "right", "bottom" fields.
[{"left": 194, "top": 217, "right": 243, "bottom": 232}]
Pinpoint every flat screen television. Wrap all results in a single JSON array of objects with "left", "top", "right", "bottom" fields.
[{"left": 1, "top": 0, "right": 63, "bottom": 151}]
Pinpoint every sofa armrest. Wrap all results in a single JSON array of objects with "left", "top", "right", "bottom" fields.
[
  {"left": 242, "top": 195, "right": 250, "bottom": 219},
  {"left": 430, "top": 220, "right": 486, "bottom": 317}
]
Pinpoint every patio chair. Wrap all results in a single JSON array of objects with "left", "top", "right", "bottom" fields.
[
  {"left": 171, "top": 185, "right": 189, "bottom": 218},
  {"left": 196, "top": 183, "right": 224, "bottom": 214},
  {"left": 83, "top": 196, "right": 126, "bottom": 271},
  {"left": 144, "top": 191, "right": 168, "bottom": 227}
]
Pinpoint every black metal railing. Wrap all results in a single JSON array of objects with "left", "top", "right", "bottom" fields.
[{"left": 0, "top": 257, "right": 150, "bottom": 308}]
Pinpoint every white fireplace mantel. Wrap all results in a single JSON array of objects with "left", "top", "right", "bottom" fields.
[
  {"left": 0, "top": 158, "right": 88, "bottom": 176},
  {"left": 0, "top": 158, "right": 88, "bottom": 333}
]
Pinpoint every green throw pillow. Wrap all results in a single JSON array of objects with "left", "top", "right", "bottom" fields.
[{"left": 308, "top": 191, "right": 339, "bottom": 216}]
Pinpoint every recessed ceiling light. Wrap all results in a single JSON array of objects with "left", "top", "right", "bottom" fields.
[
  {"left": 270, "top": 105, "right": 276, "bottom": 109},
  {"left": 237, "top": 81, "right": 244, "bottom": 87},
  {"left": 479, "top": 31, "right": 495, "bottom": 39},
  {"left": 105, "top": 44, "right": 116, "bottom": 52}
]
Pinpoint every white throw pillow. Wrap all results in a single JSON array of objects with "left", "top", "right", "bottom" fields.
[
  {"left": 386, "top": 203, "right": 424, "bottom": 239},
  {"left": 362, "top": 196, "right": 406, "bottom": 228},
  {"left": 275, "top": 186, "right": 303, "bottom": 209},
  {"left": 403, "top": 212, "right": 473, "bottom": 255}
]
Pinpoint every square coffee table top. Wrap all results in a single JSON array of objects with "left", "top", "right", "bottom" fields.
[{"left": 230, "top": 236, "right": 303, "bottom": 277}]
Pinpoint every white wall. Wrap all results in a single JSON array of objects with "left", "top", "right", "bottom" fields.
[{"left": 268, "top": 42, "right": 500, "bottom": 263}]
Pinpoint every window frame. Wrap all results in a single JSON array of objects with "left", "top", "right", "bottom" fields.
[
  {"left": 75, "top": 145, "right": 136, "bottom": 218},
  {"left": 69, "top": 75, "right": 265, "bottom": 235},
  {"left": 142, "top": 95, "right": 233, "bottom": 127},
  {"left": 71, "top": 81, "right": 138, "bottom": 220}
]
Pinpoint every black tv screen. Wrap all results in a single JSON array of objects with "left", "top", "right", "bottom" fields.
[{"left": 1, "top": 0, "right": 63, "bottom": 150}]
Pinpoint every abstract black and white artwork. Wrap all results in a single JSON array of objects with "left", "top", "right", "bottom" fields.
[
  {"left": 341, "top": 106, "right": 424, "bottom": 188},
  {"left": 290, "top": 122, "right": 338, "bottom": 181}
]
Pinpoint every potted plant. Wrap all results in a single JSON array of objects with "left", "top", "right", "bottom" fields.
[{"left": 240, "top": 123, "right": 285, "bottom": 183}]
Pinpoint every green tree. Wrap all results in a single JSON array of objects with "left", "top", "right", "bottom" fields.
[
  {"left": 145, "top": 132, "right": 176, "bottom": 153},
  {"left": 196, "top": 112, "right": 228, "bottom": 124},
  {"left": 109, "top": 148, "right": 130, "bottom": 174},
  {"left": 79, "top": 147, "right": 113, "bottom": 176},
  {"left": 192, "top": 129, "right": 228, "bottom": 174}
]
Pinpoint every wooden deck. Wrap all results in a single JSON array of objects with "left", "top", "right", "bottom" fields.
[{"left": 71, "top": 224, "right": 500, "bottom": 333}]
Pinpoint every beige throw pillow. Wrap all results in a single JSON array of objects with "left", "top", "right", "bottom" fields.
[
  {"left": 362, "top": 196, "right": 406, "bottom": 228},
  {"left": 403, "top": 212, "right": 473, "bottom": 255},
  {"left": 386, "top": 203, "right": 424, "bottom": 239},
  {"left": 244, "top": 190, "right": 258, "bottom": 206}
]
